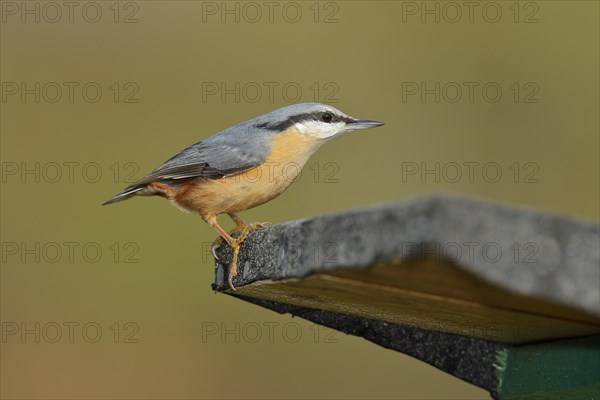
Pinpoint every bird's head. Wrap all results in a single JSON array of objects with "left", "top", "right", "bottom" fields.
[{"left": 255, "top": 103, "right": 384, "bottom": 141}]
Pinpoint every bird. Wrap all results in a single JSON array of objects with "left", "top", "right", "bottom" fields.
[{"left": 103, "top": 103, "right": 384, "bottom": 290}]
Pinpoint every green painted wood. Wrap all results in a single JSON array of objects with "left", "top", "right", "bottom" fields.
[{"left": 497, "top": 335, "right": 600, "bottom": 400}]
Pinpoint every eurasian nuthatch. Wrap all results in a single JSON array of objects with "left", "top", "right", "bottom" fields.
[{"left": 103, "top": 103, "right": 384, "bottom": 289}]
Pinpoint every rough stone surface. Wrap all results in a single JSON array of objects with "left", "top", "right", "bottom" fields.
[{"left": 214, "top": 194, "right": 600, "bottom": 316}]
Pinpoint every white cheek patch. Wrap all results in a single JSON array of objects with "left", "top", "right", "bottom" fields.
[{"left": 295, "top": 121, "right": 345, "bottom": 139}]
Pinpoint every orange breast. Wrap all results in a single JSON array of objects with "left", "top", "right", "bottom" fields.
[{"left": 174, "top": 126, "right": 322, "bottom": 217}]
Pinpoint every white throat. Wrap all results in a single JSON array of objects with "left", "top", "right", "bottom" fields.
[{"left": 294, "top": 120, "right": 346, "bottom": 140}]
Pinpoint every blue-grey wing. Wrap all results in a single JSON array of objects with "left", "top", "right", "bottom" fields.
[
  {"left": 131, "top": 143, "right": 261, "bottom": 186},
  {"left": 130, "top": 123, "right": 272, "bottom": 187}
]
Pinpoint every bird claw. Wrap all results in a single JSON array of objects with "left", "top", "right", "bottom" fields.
[
  {"left": 211, "top": 221, "right": 272, "bottom": 291},
  {"left": 227, "top": 266, "right": 237, "bottom": 291},
  {"left": 227, "top": 241, "right": 242, "bottom": 291},
  {"left": 254, "top": 221, "right": 272, "bottom": 228},
  {"left": 211, "top": 236, "right": 224, "bottom": 260},
  {"left": 225, "top": 222, "right": 271, "bottom": 289}
]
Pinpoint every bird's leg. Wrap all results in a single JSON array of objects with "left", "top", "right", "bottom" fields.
[
  {"left": 226, "top": 212, "right": 273, "bottom": 248},
  {"left": 211, "top": 213, "right": 247, "bottom": 259},
  {"left": 223, "top": 221, "right": 271, "bottom": 287},
  {"left": 205, "top": 214, "right": 270, "bottom": 291},
  {"left": 205, "top": 215, "right": 241, "bottom": 290},
  {"left": 234, "top": 212, "right": 273, "bottom": 233},
  {"left": 229, "top": 212, "right": 273, "bottom": 234},
  {"left": 210, "top": 213, "right": 272, "bottom": 259},
  {"left": 238, "top": 221, "right": 271, "bottom": 239},
  {"left": 228, "top": 212, "right": 248, "bottom": 230}
]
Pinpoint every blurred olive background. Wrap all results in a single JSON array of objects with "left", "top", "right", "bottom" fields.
[{"left": 1, "top": 1, "right": 598, "bottom": 399}]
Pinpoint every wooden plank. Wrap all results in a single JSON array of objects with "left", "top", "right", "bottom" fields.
[{"left": 232, "top": 259, "right": 600, "bottom": 344}]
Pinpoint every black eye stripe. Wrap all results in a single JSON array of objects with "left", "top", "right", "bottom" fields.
[
  {"left": 311, "top": 111, "right": 352, "bottom": 124},
  {"left": 255, "top": 110, "right": 352, "bottom": 131}
]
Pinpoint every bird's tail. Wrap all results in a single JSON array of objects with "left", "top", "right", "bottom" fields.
[{"left": 102, "top": 185, "right": 148, "bottom": 206}]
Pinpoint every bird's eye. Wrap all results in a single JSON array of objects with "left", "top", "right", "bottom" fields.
[{"left": 322, "top": 112, "right": 333, "bottom": 123}]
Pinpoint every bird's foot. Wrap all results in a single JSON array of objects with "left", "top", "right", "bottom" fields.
[
  {"left": 211, "top": 236, "right": 225, "bottom": 260},
  {"left": 236, "top": 221, "right": 269, "bottom": 242},
  {"left": 225, "top": 222, "right": 271, "bottom": 290},
  {"left": 211, "top": 224, "right": 246, "bottom": 260},
  {"left": 248, "top": 221, "right": 272, "bottom": 230}
]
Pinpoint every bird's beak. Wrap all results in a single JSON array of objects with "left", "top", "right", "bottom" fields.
[{"left": 347, "top": 118, "right": 385, "bottom": 131}]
